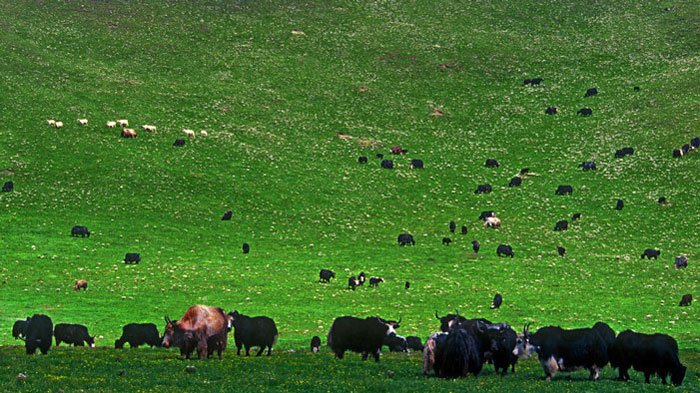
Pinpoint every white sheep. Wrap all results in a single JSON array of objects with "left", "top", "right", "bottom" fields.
[
  {"left": 484, "top": 216, "right": 501, "bottom": 229},
  {"left": 54, "top": 121, "right": 64, "bottom": 129},
  {"left": 47, "top": 119, "right": 56, "bottom": 126},
  {"left": 200, "top": 130, "right": 208, "bottom": 137},
  {"left": 117, "top": 119, "right": 129, "bottom": 127},
  {"left": 182, "top": 129, "right": 195, "bottom": 138},
  {"left": 78, "top": 119, "right": 88, "bottom": 126},
  {"left": 142, "top": 125, "right": 157, "bottom": 132},
  {"left": 106, "top": 121, "right": 117, "bottom": 128}
]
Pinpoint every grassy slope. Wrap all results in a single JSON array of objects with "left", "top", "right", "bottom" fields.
[{"left": 0, "top": 0, "right": 698, "bottom": 390}]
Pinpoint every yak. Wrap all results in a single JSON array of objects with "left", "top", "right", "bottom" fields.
[
  {"left": 162, "top": 305, "right": 231, "bottom": 359},
  {"left": 115, "top": 323, "right": 161, "bottom": 348},
  {"left": 397, "top": 233, "right": 415, "bottom": 246},
  {"left": 124, "top": 253, "right": 141, "bottom": 264},
  {"left": 327, "top": 316, "right": 398, "bottom": 362},
  {"left": 555, "top": 185, "right": 573, "bottom": 195},
  {"left": 608, "top": 330, "right": 686, "bottom": 386},
  {"left": 25, "top": 314, "right": 53, "bottom": 355},
  {"left": 319, "top": 269, "right": 336, "bottom": 283},
  {"left": 71, "top": 226, "right": 90, "bottom": 237},
  {"left": 358, "top": 156, "right": 368, "bottom": 164},
  {"left": 54, "top": 323, "right": 95, "bottom": 347},
  {"left": 228, "top": 311, "right": 278, "bottom": 356},
  {"left": 497, "top": 244, "right": 514, "bottom": 258}
]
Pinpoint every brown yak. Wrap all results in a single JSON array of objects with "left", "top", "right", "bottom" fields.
[
  {"left": 162, "top": 305, "right": 232, "bottom": 360},
  {"left": 74, "top": 279, "right": 88, "bottom": 291}
]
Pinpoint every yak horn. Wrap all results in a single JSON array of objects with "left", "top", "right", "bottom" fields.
[{"left": 397, "top": 316, "right": 402, "bottom": 325}]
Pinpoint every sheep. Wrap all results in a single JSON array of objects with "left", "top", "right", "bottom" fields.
[
  {"left": 484, "top": 216, "right": 501, "bottom": 229},
  {"left": 106, "top": 121, "right": 117, "bottom": 128},
  {"left": 142, "top": 125, "right": 157, "bottom": 132},
  {"left": 78, "top": 119, "right": 88, "bottom": 126},
  {"left": 200, "top": 130, "right": 208, "bottom": 137},
  {"left": 47, "top": 119, "right": 56, "bottom": 126},
  {"left": 117, "top": 119, "right": 129, "bottom": 127},
  {"left": 182, "top": 129, "right": 196, "bottom": 138},
  {"left": 54, "top": 121, "right": 64, "bottom": 129}
]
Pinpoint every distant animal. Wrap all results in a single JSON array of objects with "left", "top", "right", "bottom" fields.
[
  {"left": 54, "top": 121, "right": 63, "bottom": 129},
  {"left": 405, "top": 281, "right": 410, "bottom": 290},
  {"left": 497, "top": 244, "right": 514, "bottom": 258},
  {"left": 358, "top": 156, "right": 368, "bottom": 164},
  {"left": 310, "top": 336, "right": 321, "bottom": 353},
  {"left": 577, "top": 108, "right": 593, "bottom": 116},
  {"left": 221, "top": 210, "right": 233, "bottom": 220},
  {"left": 348, "top": 276, "right": 359, "bottom": 291},
  {"left": 12, "top": 320, "right": 27, "bottom": 340},
  {"left": 615, "top": 147, "right": 634, "bottom": 158},
  {"left": 484, "top": 216, "right": 501, "bottom": 229},
  {"left": 47, "top": 119, "right": 56, "bottom": 126},
  {"left": 691, "top": 137, "right": 700, "bottom": 149},
  {"left": 2, "top": 181, "right": 13, "bottom": 192},
  {"left": 442, "top": 237, "right": 452, "bottom": 246},
  {"left": 509, "top": 176, "right": 522, "bottom": 187},
  {"left": 162, "top": 305, "right": 231, "bottom": 359},
  {"left": 491, "top": 294, "right": 502, "bottom": 309},
  {"left": 376, "top": 153, "right": 384, "bottom": 159},
  {"left": 608, "top": 330, "right": 686, "bottom": 386},
  {"left": 406, "top": 336, "right": 424, "bottom": 351},
  {"left": 142, "top": 125, "right": 157, "bottom": 132},
  {"left": 74, "top": 279, "right": 88, "bottom": 291},
  {"left": 479, "top": 211, "right": 495, "bottom": 221},
  {"left": 485, "top": 159, "right": 499, "bottom": 168},
  {"left": 182, "top": 129, "right": 196, "bottom": 138},
  {"left": 327, "top": 316, "right": 398, "bottom": 362},
  {"left": 555, "top": 185, "right": 573, "bottom": 195},
  {"left": 682, "top": 144, "right": 692, "bottom": 154},
  {"left": 200, "top": 130, "right": 208, "bottom": 137},
  {"left": 520, "top": 168, "right": 530, "bottom": 175},
  {"left": 449, "top": 221, "right": 456, "bottom": 233},
  {"left": 461, "top": 225, "right": 468, "bottom": 235},
  {"left": 674, "top": 255, "right": 688, "bottom": 269},
  {"left": 475, "top": 184, "right": 492, "bottom": 194},
  {"left": 410, "top": 159, "right": 424, "bottom": 169},
  {"left": 25, "top": 314, "right": 53, "bottom": 355},
  {"left": 579, "top": 161, "right": 597, "bottom": 171},
  {"left": 673, "top": 149, "right": 683, "bottom": 158},
  {"left": 557, "top": 246, "right": 566, "bottom": 257},
  {"left": 634, "top": 86, "right": 641, "bottom": 91},
  {"left": 117, "top": 119, "right": 129, "bottom": 127},
  {"left": 54, "top": 323, "right": 95, "bottom": 347},
  {"left": 358, "top": 272, "right": 366, "bottom": 286},
  {"left": 679, "top": 294, "right": 692, "bottom": 307},
  {"left": 472, "top": 240, "right": 480, "bottom": 253},
  {"left": 641, "top": 249, "right": 660, "bottom": 260},
  {"left": 585, "top": 87, "right": 598, "bottom": 97},
  {"left": 524, "top": 78, "right": 543, "bottom": 85},
  {"left": 513, "top": 322, "right": 612, "bottom": 381},
  {"left": 71, "top": 226, "right": 90, "bottom": 238},
  {"left": 121, "top": 128, "right": 137, "bottom": 138},
  {"left": 106, "top": 121, "right": 116, "bottom": 128},
  {"left": 173, "top": 139, "right": 186, "bottom": 146},
  {"left": 242, "top": 243, "right": 250, "bottom": 254},
  {"left": 554, "top": 220, "right": 569, "bottom": 231},
  {"left": 615, "top": 199, "right": 624, "bottom": 210},
  {"left": 657, "top": 197, "right": 667, "bottom": 205},
  {"left": 78, "top": 119, "right": 88, "bottom": 126},
  {"left": 369, "top": 277, "right": 384, "bottom": 288},
  {"left": 228, "top": 310, "right": 278, "bottom": 356},
  {"left": 124, "top": 253, "right": 141, "bottom": 264},
  {"left": 397, "top": 233, "right": 415, "bottom": 246},
  {"left": 390, "top": 146, "right": 407, "bottom": 155},
  {"left": 545, "top": 106, "right": 558, "bottom": 115},
  {"left": 380, "top": 160, "right": 394, "bottom": 169},
  {"left": 319, "top": 269, "right": 336, "bottom": 283},
  {"left": 115, "top": 323, "right": 161, "bottom": 348},
  {"left": 571, "top": 213, "right": 582, "bottom": 221}
]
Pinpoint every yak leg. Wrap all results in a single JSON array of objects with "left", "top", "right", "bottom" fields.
[
  {"left": 588, "top": 366, "right": 600, "bottom": 381},
  {"left": 245, "top": 344, "right": 251, "bottom": 356},
  {"left": 361, "top": 352, "right": 369, "bottom": 361},
  {"left": 197, "top": 333, "right": 208, "bottom": 359},
  {"left": 644, "top": 372, "right": 651, "bottom": 384},
  {"left": 267, "top": 345, "right": 272, "bottom": 356},
  {"left": 336, "top": 350, "right": 345, "bottom": 359},
  {"left": 256, "top": 346, "right": 264, "bottom": 357},
  {"left": 372, "top": 350, "right": 380, "bottom": 362}
]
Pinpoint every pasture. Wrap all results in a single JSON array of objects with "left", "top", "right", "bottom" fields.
[{"left": 0, "top": 0, "right": 698, "bottom": 390}]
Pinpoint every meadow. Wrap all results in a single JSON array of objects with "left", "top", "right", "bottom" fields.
[{"left": 0, "top": 0, "right": 698, "bottom": 391}]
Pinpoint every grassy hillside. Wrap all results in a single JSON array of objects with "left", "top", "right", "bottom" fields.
[{"left": 0, "top": 0, "right": 698, "bottom": 390}]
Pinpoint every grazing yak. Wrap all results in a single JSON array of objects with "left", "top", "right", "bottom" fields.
[
  {"left": 545, "top": 106, "right": 558, "bottom": 115},
  {"left": 221, "top": 210, "right": 233, "bottom": 220},
  {"left": 608, "top": 330, "right": 686, "bottom": 386},
  {"left": 555, "top": 185, "right": 573, "bottom": 195},
  {"left": 115, "top": 323, "right": 161, "bottom": 348},
  {"left": 54, "top": 323, "right": 95, "bottom": 347},
  {"left": 310, "top": 336, "right": 321, "bottom": 353},
  {"left": 641, "top": 249, "right": 660, "bottom": 260},
  {"left": 405, "top": 281, "right": 410, "bottom": 290},
  {"left": 398, "top": 233, "right": 415, "bottom": 246},
  {"left": 479, "top": 211, "right": 495, "bottom": 221},
  {"left": 497, "top": 245, "right": 514, "bottom": 258},
  {"left": 679, "top": 294, "right": 692, "bottom": 307},
  {"left": 390, "top": 146, "right": 407, "bottom": 155},
  {"left": 242, "top": 243, "right": 250, "bottom": 254},
  {"left": 524, "top": 78, "right": 543, "bottom": 85},
  {"left": 520, "top": 168, "right": 530, "bottom": 175},
  {"left": 228, "top": 311, "right": 278, "bottom": 356},
  {"left": 12, "top": 320, "right": 27, "bottom": 340},
  {"left": 691, "top": 137, "right": 700, "bottom": 149},
  {"left": 491, "top": 294, "right": 502, "bottom": 309},
  {"left": 25, "top": 314, "right": 53, "bottom": 355},
  {"left": 472, "top": 240, "right": 480, "bottom": 253},
  {"left": 557, "top": 246, "right": 566, "bottom": 257},
  {"left": 124, "top": 253, "right": 141, "bottom": 264},
  {"left": 2, "top": 181, "right": 13, "bottom": 192},
  {"left": 485, "top": 159, "right": 499, "bottom": 168},
  {"left": 162, "top": 305, "right": 231, "bottom": 360},
  {"left": 484, "top": 216, "right": 501, "bottom": 229},
  {"left": 375, "top": 153, "right": 384, "bottom": 159},
  {"left": 74, "top": 279, "right": 88, "bottom": 291},
  {"left": 579, "top": 161, "right": 596, "bottom": 171},
  {"left": 682, "top": 144, "right": 692, "bottom": 154},
  {"left": 615, "top": 147, "right": 634, "bottom": 158},
  {"left": 173, "top": 139, "right": 186, "bottom": 147},
  {"left": 358, "top": 156, "right": 368, "bottom": 164},
  {"left": 121, "top": 128, "right": 137, "bottom": 138},
  {"left": 380, "top": 159, "right": 394, "bottom": 169},
  {"left": 658, "top": 197, "right": 667, "bottom": 205},
  {"left": 509, "top": 176, "right": 522, "bottom": 187},
  {"left": 384, "top": 334, "right": 408, "bottom": 352},
  {"left": 406, "top": 336, "right": 424, "bottom": 351},
  {"left": 71, "top": 226, "right": 90, "bottom": 238},
  {"left": 461, "top": 225, "right": 468, "bottom": 234},
  {"left": 475, "top": 184, "right": 493, "bottom": 194},
  {"left": 577, "top": 108, "right": 593, "bottom": 116},
  {"left": 585, "top": 87, "right": 598, "bottom": 97},
  {"left": 449, "top": 221, "right": 456, "bottom": 233},
  {"left": 674, "top": 255, "right": 688, "bottom": 269},
  {"left": 673, "top": 149, "right": 683, "bottom": 158},
  {"left": 348, "top": 276, "right": 359, "bottom": 291},
  {"left": 327, "top": 316, "right": 398, "bottom": 362},
  {"left": 615, "top": 199, "right": 624, "bottom": 210},
  {"left": 410, "top": 159, "right": 424, "bottom": 169},
  {"left": 442, "top": 237, "right": 452, "bottom": 246},
  {"left": 369, "top": 277, "right": 384, "bottom": 288},
  {"left": 513, "top": 322, "right": 613, "bottom": 381},
  {"left": 554, "top": 220, "right": 569, "bottom": 231},
  {"left": 572, "top": 213, "right": 582, "bottom": 221},
  {"left": 319, "top": 269, "right": 336, "bottom": 283},
  {"left": 426, "top": 318, "right": 484, "bottom": 378},
  {"left": 434, "top": 312, "right": 492, "bottom": 333},
  {"left": 358, "top": 272, "right": 366, "bottom": 286}
]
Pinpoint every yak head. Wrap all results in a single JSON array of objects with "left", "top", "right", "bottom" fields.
[
  {"left": 227, "top": 310, "right": 247, "bottom": 330},
  {"left": 380, "top": 316, "right": 402, "bottom": 331},
  {"left": 672, "top": 364, "right": 687, "bottom": 386},
  {"left": 512, "top": 323, "right": 537, "bottom": 359},
  {"left": 86, "top": 335, "right": 96, "bottom": 348},
  {"left": 162, "top": 316, "right": 179, "bottom": 348}
]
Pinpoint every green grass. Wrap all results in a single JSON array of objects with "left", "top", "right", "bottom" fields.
[{"left": 0, "top": 0, "right": 698, "bottom": 391}]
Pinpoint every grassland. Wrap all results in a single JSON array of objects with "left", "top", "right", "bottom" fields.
[{"left": 0, "top": 0, "right": 698, "bottom": 391}]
